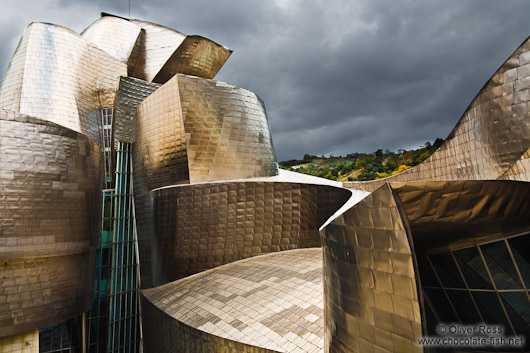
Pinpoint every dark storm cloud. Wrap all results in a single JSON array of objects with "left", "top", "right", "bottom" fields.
[{"left": 2, "top": 0, "right": 530, "bottom": 160}]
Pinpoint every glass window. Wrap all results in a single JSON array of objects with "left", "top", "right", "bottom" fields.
[
  {"left": 446, "top": 290, "right": 482, "bottom": 324},
  {"left": 472, "top": 291, "right": 514, "bottom": 335},
  {"left": 423, "top": 287, "right": 459, "bottom": 323},
  {"left": 500, "top": 292, "right": 530, "bottom": 336},
  {"left": 508, "top": 235, "right": 530, "bottom": 288},
  {"left": 453, "top": 247, "right": 493, "bottom": 289},
  {"left": 417, "top": 255, "right": 441, "bottom": 287},
  {"left": 481, "top": 241, "right": 522, "bottom": 289},
  {"left": 429, "top": 253, "right": 466, "bottom": 288}
]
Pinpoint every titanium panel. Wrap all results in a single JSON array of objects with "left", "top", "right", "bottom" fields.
[
  {"left": 390, "top": 180, "right": 530, "bottom": 252},
  {"left": 0, "top": 330, "right": 39, "bottom": 353},
  {"left": 130, "top": 20, "right": 187, "bottom": 82},
  {"left": 135, "top": 74, "right": 189, "bottom": 191},
  {"left": 177, "top": 74, "right": 278, "bottom": 182},
  {"left": 0, "top": 110, "right": 102, "bottom": 337},
  {"left": 0, "top": 22, "right": 127, "bottom": 144},
  {"left": 141, "top": 298, "right": 279, "bottom": 353},
  {"left": 145, "top": 181, "right": 351, "bottom": 287},
  {"left": 499, "top": 146, "right": 530, "bottom": 181},
  {"left": 81, "top": 15, "right": 143, "bottom": 74},
  {"left": 344, "top": 36, "right": 530, "bottom": 191},
  {"left": 113, "top": 76, "right": 160, "bottom": 144},
  {"left": 153, "top": 35, "right": 232, "bottom": 83},
  {"left": 320, "top": 184, "right": 424, "bottom": 353},
  {"left": 142, "top": 249, "right": 324, "bottom": 353}
]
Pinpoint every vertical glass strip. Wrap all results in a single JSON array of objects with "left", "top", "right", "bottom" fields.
[{"left": 107, "top": 142, "right": 141, "bottom": 353}]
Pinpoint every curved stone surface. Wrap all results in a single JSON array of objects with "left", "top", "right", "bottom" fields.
[
  {"left": 0, "top": 22, "right": 127, "bottom": 145},
  {"left": 153, "top": 35, "right": 232, "bottom": 83},
  {"left": 344, "top": 36, "right": 530, "bottom": 192},
  {"left": 0, "top": 110, "right": 102, "bottom": 337},
  {"left": 81, "top": 14, "right": 142, "bottom": 73},
  {"left": 142, "top": 249, "right": 324, "bottom": 353},
  {"left": 143, "top": 181, "right": 351, "bottom": 288}
]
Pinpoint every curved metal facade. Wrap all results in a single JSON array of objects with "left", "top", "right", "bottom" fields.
[
  {"left": 321, "top": 184, "right": 423, "bottom": 353},
  {"left": 153, "top": 36, "right": 232, "bottom": 83},
  {"left": 144, "top": 181, "right": 351, "bottom": 287},
  {"left": 0, "top": 23, "right": 127, "bottom": 145},
  {"left": 344, "top": 36, "right": 530, "bottom": 192},
  {"left": 321, "top": 180, "right": 530, "bottom": 353},
  {"left": 81, "top": 15, "right": 143, "bottom": 73},
  {"left": 0, "top": 110, "right": 102, "bottom": 337}
]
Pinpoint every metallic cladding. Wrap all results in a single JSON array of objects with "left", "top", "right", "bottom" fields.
[
  {"left": 0, "top": 110, "right": 102, "bottom": 337},
  {"left": 320, "top": 184, "right": 424, "bottom": 353},
  {"left": 0, "top": 22, "right": 127, "bottom": 146},
  {"left": 390, "top": 180, "right": 530, "bottom": 251},
  {"left": 142, "top": 249, "right": 324, "bottom": 353},
  {"left": 344, "top": 36, "right": 530, "bottom": 192},
  {"left": 153, "top": 36, "right": 232, "bottom": 83},
  {"left": 113, "top": 76, "right": 161, "bottom": 144},
  {"left": 141, "top": 296, "right": 280, "bottom": 353},
  {"left": 129, "top": 19, "right": 187, "bottom": 82},
  {"left": 81, "top": 16, "right": 143, "bottom": 73},
  {"left": 177, "top": 74, "right": 278, "bottom": 182},
  {"left": 144, "top": 181, "right": 351, "bottom": 287}
]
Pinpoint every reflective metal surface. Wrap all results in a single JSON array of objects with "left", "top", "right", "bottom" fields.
[
  {"left": 129, "top": 19, "right": 187, "bottom": 82},
  {"left": 81, "top": 15, "right": 142, "bottom": 73},
  {"left": 142, "top": 249, "right": 324, "bottom": 353},
  {"left": 0, "top": 23, "right": 127, "bottom": 145},
  {"left": 144, "top": 181, "right": 351, "bottom": 287},
  {"left": 0, "top": 330, "right": 38, "bottom": 353},
  {"left": 320, "top": 184, "right": 424, "bottom": 353},
  {"left": 344, "top": 36, "right": 530, "bottom": 192},
  {"left": 178, "top": 74, "right": 278, "bottom": 182},
  {"left": 0, "top": 111, "right": 101, "bottom": 337},
  {"left": 113, "top": 76, "right": 160, "bottom": 144},
  {"left": 153, "top": 36, "right": 232, "bottom": 83},
  {"left": 391, "top": 180, "right": 530, "bottom": 251}
]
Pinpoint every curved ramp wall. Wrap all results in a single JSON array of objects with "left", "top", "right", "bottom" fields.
[
  {"left": 345, "top": 36, "right": 530, "bottom": 192},
  {"left": 0, "top": 111, "right": 102, "bottom": 337},
  {"left": 143, "top": 181, "right": 351, "bottom": 288}
]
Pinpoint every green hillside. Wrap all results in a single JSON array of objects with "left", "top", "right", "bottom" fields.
[{"left": 279, "top": 138, "right": 444, "bottom": 182}]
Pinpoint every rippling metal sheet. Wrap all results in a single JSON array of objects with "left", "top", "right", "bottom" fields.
[
  {"left": 142, "top": 249, "right": 324, "bottom": 353},
  {"left": 345, "top": 36, "right": 530, "bottom": 191},
  {"left": 81, "top": 15, "right": 142, "bottom": 74},
  {"left": 0, "top": 22, "right": 127, "bottom": 145},
  {"left": 0, "top": 110, "right": 102, "bottom": 337},
  {"left": 153, "top": 36, "right": 232, "bottom": 83},
  {"left": 320, "top": 184, "right": 424, "bottom": 353}
]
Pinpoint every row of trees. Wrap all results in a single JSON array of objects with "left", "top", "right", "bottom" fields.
[{"left": 279, "top": 138, "right": 444, "bottom": 181}]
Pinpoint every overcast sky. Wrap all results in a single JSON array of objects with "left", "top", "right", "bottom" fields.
[{"left": 2, "top": 0, "right": 530, "bottom": 161}]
